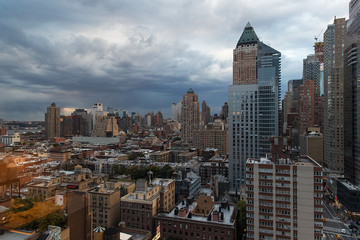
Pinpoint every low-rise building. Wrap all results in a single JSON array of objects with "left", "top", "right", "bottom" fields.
[
  {"left": 150, "top": 151, "right": 171, "bottom": 162},
  {"left": 336, "top": 178, "right": 360, "bottom": 213},
  {"left": 199, "top": 159, "right": 228, "bottom": 185},
  {"left": 0, "top": 132, "right": 21, "bottom": 146},
  {"left": 155, "top": 195, "right": 237, "bottom": 240},
  {"left": 175, "top": 172, "right": 201, "bottom": 203}
]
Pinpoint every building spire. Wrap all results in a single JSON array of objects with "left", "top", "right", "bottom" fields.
[{"left": 236, "top": 22, "right": 259, "bottom": 47}]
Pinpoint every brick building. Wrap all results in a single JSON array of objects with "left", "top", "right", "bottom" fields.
[{"left": 155, "top": 195, "right": 237, "bottom": 240}]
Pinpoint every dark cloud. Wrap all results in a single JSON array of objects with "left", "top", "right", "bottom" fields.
[{"left": 0, "top": 0, "right": 348, "bottom": 120}]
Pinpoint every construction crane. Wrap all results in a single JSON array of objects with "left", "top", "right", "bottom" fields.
[{"left": 314, "top": 29, "right": 324, "bottom": 43}]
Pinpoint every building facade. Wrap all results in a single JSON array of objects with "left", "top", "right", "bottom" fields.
[
  {"left": 323, "top": 18, "right": 347, "bottom": 172},
  {"left": 229, "top": 22, "right": 281, "bottom": 191},
  {"left": 344, "top": 0, "right": 360, "bottom": 185},
  {"left": 193, "top": 129, "right": 228, "bottom": 156},
  {"left": 246, "top": 157, "right": 323, "bottom": 240}
]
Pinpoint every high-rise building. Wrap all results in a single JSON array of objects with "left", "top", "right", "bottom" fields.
[
  {"left": 323, "top": 17, "right": 346, "bottom": 173},
  {"left": 303, "top": 55, "right": 321, "bottom": 86},
  {"left": 229, "top": 22, "right": 281, "bottom": 190},
  {"left": 45, "top": 103, "right": 60, "bottom": 139},
  {"left": 221, "top": 102, "right": 229, "bottom": 121},
  {"left": 344, "top": 0, "right": 360, "bottom": 185},
  {"left": 72, "top": 109, "right": 92, "bottom": 136},
  {"left": 303, "top": 52, "right": 324, "bottom": 132},
  {"left": 171, "top": 103, "right": 177, "bottom": 121},
  {"left": 246, "top": 157, "right": 323, "bottom": 240},
  {"left": 201, "top": 100, "right": 211, "bottom": 126},
  {"left": 297, "top": 80, "right": 315, "bottom": 135},
  {"left": 181, "top": 88, "right": 200, "bottom": 144},
  {"left": 171, "top": 101, "right": 182, "bottom": 122}
]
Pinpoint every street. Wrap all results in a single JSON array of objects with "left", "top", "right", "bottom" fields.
[{"left": 323, "top": 201, "right": 357, "bottom": 240}]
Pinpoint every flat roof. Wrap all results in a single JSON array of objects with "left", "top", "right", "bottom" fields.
[{"left": 158, "top": 201, "right": 235, "bottom": 226}]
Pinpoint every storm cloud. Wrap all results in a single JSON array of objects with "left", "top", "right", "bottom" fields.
[{"left": 0, "top": 0, "right": 347, "bottom": 120}]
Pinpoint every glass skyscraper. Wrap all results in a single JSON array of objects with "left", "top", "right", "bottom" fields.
[{"left": 229, "top": 22, "right": 281, "bottom": 191}]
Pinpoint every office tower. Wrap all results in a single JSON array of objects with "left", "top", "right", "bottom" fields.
[
  {"left": 246, "top": 157, "right": 323, "bottom": 240},
  {"left": 181, "top": 88, "right": 200, "bottom": 144},
  {"left": 171, "top": 102, "right": 182, "bottom": 122},
  {"left": 287, "top": 79, "right": 303, "bottom": 93},
  {"left": 297, "top": 80, "right": 315, "bottom": 135},
  {"left": 229, "top": 22, "right": 281, "bottom": 190},
  {"left": 303, "top": 53, "right": 323, "bottom": 132},
  {"left": 45, "top": 103, "right": 60, "bottom": 139},
  {"left": 344, "top": 0, "right": 360, "bottom": 185},
  {"left": 171, "top": 103, "right": 177, "bottom": 121},
  {"left": 72, "top": 109, "right": 92, "bottom": 136},
  {"left": 93, "top": 114, "right": 119, "bottom": 137},
  {"left": 303, "top": 55, "right": 321, "bottom": 86},
  {"left": 221, "top": 102, "right": 229, "bottom": 121},
  {"left": 201, "top": 100, "right": 211, "bottom": 126},
  {"left": 323, "top": 17, "right": 346, "bottom": 172}
]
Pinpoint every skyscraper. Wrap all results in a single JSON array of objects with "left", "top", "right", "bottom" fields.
[
  {"left": 181, "top": 88, "right": 200, "bottom": 144},
  {"left": 344, "top": 0, "right": 360, "bottom": 185},
  {"left": 45, "top": 103, "right": 60, "bottom": 139},
  {"left": 229, "top": 22, "right": 281, "bottom": 190},
  {"left": 201, "top": 100, "right": 211, "bottom": 126},
  {"left": 323, "top": 17, "right": 346, "bottom": 173}
]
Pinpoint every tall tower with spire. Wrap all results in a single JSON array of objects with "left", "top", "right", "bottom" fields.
[{"left": 229, "top": 22, "right": 281, "bottom": 191}]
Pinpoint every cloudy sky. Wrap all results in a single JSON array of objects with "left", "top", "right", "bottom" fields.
[{"left": 0, "top": 0, "right": 348, "bottom": 121}]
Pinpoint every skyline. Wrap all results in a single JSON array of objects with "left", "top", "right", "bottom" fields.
[{"left": 0, "top": 0, "right": 348, "bottom": 121}]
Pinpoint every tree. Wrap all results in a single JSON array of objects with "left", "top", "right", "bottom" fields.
[
  {"left": 38, "top": 210, "right": 67, "bottom": 233},
  {"left": 237, "top": 200, "right": 246, "bottom": 240}
]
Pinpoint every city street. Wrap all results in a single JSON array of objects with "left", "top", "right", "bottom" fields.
[{"left": 323, "top": 201, "right": 357, "bottom": 240}]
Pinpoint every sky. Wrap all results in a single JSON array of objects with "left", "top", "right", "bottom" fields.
[{"left": 0, "top": 0, "right": 348, "bottom": 121}]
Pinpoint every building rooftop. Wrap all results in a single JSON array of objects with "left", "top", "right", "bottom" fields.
[
  {"left": 338, "top": 178, "right": 360, "bottom": 191},
  {"left": 236, "top": 22, "right": 259, "bottom": 47},
  {"left": 158, "top": 200, "right": 235, "bottom": 226}
]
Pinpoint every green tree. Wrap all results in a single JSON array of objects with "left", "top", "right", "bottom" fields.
[
  {"left": 38, "top": 210, "right": 67, "bottom": 233},
  {"left": 237, "top": 200, "right": 246, "bottom": 240}
]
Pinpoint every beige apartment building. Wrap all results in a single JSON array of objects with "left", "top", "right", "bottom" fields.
[
  {"left": 120, "top": 178, "right": 175, "bottom": 236},
  {"left": 89, "top": 182, "right": 121, "bottom": 228}
]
